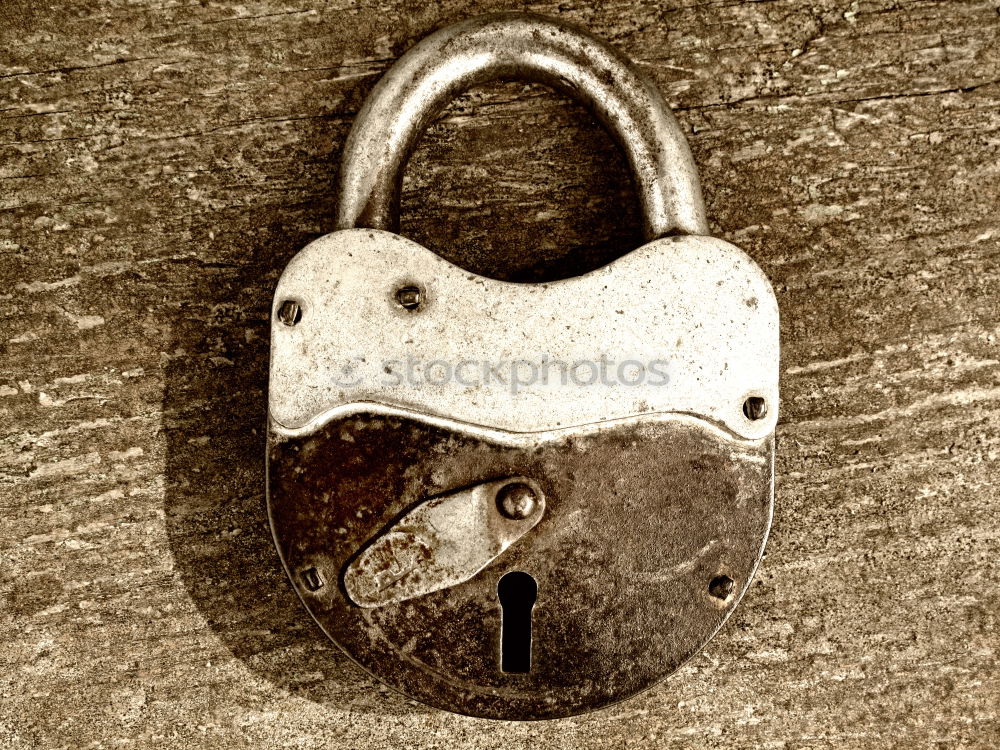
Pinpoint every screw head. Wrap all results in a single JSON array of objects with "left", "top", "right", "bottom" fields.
[
  {"left": 708, "top": 574, "right": 735, "bottom": 601},
  {"left": 395, "top": 286, "right": 422, "bottom": 310},
  {"left": 496, "top": 482, "right": 538, "bottom": 520},
  {"left": 743, "top": 396, "right": 767, "bottom": 421},
  {"left": 277, "top": 299, "right": 302, "bottom": 326}
]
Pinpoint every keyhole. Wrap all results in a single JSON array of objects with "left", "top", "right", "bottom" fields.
[{"left": 497, "top": 571, "right": 537, "bottom": 673}]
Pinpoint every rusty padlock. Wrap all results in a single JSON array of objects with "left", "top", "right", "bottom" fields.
[{"left": 267, "top": 12, "right": 778, "bottom": 720}]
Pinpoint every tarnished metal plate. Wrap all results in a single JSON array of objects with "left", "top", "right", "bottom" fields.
[
  {"left": 268, "top": 229, "right": 779, "bottom": 440},
  {"left": 268, "top": 410, "right": 772, "bottom": 720}
]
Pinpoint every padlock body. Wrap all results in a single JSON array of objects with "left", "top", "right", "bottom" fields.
[{"left": 267, "top": 229, "right": 778, "bottom": 719}]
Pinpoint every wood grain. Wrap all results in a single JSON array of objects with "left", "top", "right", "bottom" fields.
[{"left": 2, "top": 1, "right": 999, "bottom": 747}]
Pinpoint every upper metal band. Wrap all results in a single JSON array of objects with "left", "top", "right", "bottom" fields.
[{"left": 335, "top": 12, "right": 708, "bottom": 240}]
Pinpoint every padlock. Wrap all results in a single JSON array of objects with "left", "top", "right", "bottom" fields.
[{"left": 267, "top": 12, "right": 778, "bottom": 720}]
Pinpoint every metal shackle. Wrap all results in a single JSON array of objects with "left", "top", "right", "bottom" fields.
[{"left": 335, "top": 12, "right": 709, "bottom": 240}]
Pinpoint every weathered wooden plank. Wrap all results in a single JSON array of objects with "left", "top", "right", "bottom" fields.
[{"left": 2, "top": 0, "right": 999, "bottom": 747}]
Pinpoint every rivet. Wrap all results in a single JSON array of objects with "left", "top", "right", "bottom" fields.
[
  {"left": 496, "top": 482, "right": 538, "bottom": 520},
  {"left": 395, "top": 286, "right": 422, "bottom": 310},
  {"left": 743, "top": 396, "right": 767, "bottom": 421},
  {"left": 277, "top": 300, "right": 302, "bottom": 326},
  {"left": 708, "top": 574, "right": 735, "bottom": 600},
  {"left": 302, "top": 567, "right": 325, "bottom": 591}
]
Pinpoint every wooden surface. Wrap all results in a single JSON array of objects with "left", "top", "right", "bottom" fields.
[{"left": 2, "top": 1, "right": 999, "bottom": 747}]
